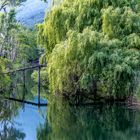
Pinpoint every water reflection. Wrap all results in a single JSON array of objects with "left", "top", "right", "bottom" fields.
[
  {"left": 6, "top": 69, "right": 45, "bottom": 101},
  {"left": 0, "top": 69, "right": 48, "bottom": 140},
  {"left": 0, "top": 98, "right": 47, "bottom": 140},
  {"left": 0, "top": 95, "right": 140, "bottom": 140},
  {"left": 2, "top": 69, "right": 140, "bottom": 140},
  {"left": 39, "top": 97, "right": 140, "bottom": 140},
  {"left": 0, "top": 100, "right": 25, "bottom": 140}
]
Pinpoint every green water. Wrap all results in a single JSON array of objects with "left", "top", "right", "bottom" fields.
[
  {"left": 2, "top": 70, "right": 140, "bottom": 140},
  {"left": 44, "top": 98, "right": 140, "bottom": 140},
  {"left": 0, "top": 99, "right": 140, "bottom": 140},
  {"left": 1, "top": 97, "right": 140, "bottom": 140}
]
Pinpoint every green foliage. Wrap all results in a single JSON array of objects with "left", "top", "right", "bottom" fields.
[
  {"left": 0, "top": 58, "right": 11, "bottom": 92},
  {"left": 38, "top": 0, "right": 140, "bottom": 100},
  {"left": 38, "top": 0, "right": 140, "bottom": 55},
  {"left": 102, "top": 6, "right": 140, "bottom": 38},
  {"left": 0, "top": 8, "right": 40, "bottom": 66},
  {"left": 0, "top": 10, "right": 18, "bottom": 60},
  {"left": 16, "top": 27, "right": 39, "bottom": 65},
  {"left": 31, "top": 69, "right": 48, "bottom": 88},
  {"left": 0, "top": 8, "right": 40, "bottom": 91}
]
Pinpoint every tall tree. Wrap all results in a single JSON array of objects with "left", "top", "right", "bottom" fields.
[{"left": 38, "top": 0, "right": 140, "bottom": 102}]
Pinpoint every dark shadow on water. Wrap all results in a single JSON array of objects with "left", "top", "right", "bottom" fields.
[
  {"left": 3, "top": 69, "right": 140, "bottom": 140},
  {"left": 37, "top": 97, "right": 140, "bottom": 140},
  {"left": 0, "top": 95, "right": 140, "bottom": 140}
]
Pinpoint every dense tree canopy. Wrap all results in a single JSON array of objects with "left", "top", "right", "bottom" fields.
[
  {"left": 38, "top": 0, "right": 140, "bottom": 101},
  {"left": 0, "top": 3, "right": 40, "bottom": 91}
]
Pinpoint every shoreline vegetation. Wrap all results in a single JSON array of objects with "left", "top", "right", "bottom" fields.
[{"left": 38, "top": 0, "right": 140, "bottom": 104}]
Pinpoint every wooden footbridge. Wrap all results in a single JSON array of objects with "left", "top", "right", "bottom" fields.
[{"left": 2, "top": 64, "right": 47, "bottom": 106}]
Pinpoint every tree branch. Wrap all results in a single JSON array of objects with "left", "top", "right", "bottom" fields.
[{"left": 0, "top": 0, "right": 9, "bottom": 11}]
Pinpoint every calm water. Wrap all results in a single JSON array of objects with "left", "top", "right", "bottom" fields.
[
  {"left": 3, "top": 1, "right": 140, "bottom": 138},
  {"left": 2, "top": 69, "right": 140, "bottom": 140},
  {"left": 1, "top": 96, "right": 140, "bottom": 140}
]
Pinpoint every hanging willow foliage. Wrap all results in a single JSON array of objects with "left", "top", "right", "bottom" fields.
[{"left": 38, "top": 0, "right": 140, "bottom": 101}]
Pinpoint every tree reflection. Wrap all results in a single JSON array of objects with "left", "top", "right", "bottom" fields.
[
  {"left": 37, "top": 96, "right": 140, "bottom": 140},
  {"left": 0, "top": 125, "right": 25, "bottom": 140},
  {"left": 0, "top": 100, "right": 26, "bottom": 140}
]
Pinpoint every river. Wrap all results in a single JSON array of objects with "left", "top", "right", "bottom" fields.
[
  {"left": 1, "top": 92, "right": 140, "bottom": 140},
  {"left": 1, "top": 67, "right": 140, "bottom": 140},
  {"left": 2, "top": 0, "right": 140, "bottom": 140}
]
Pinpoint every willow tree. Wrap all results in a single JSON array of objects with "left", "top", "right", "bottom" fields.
[{"left": 38, "top": 0, "right": 140, "bottom": 101}]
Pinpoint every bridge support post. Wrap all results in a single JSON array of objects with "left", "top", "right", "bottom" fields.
[
  {"left": 22, "top": 70, "right": 26, "bottom": 101},
  {"left": 38, "top": 66, "right": 41, "bottom": 105}
]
